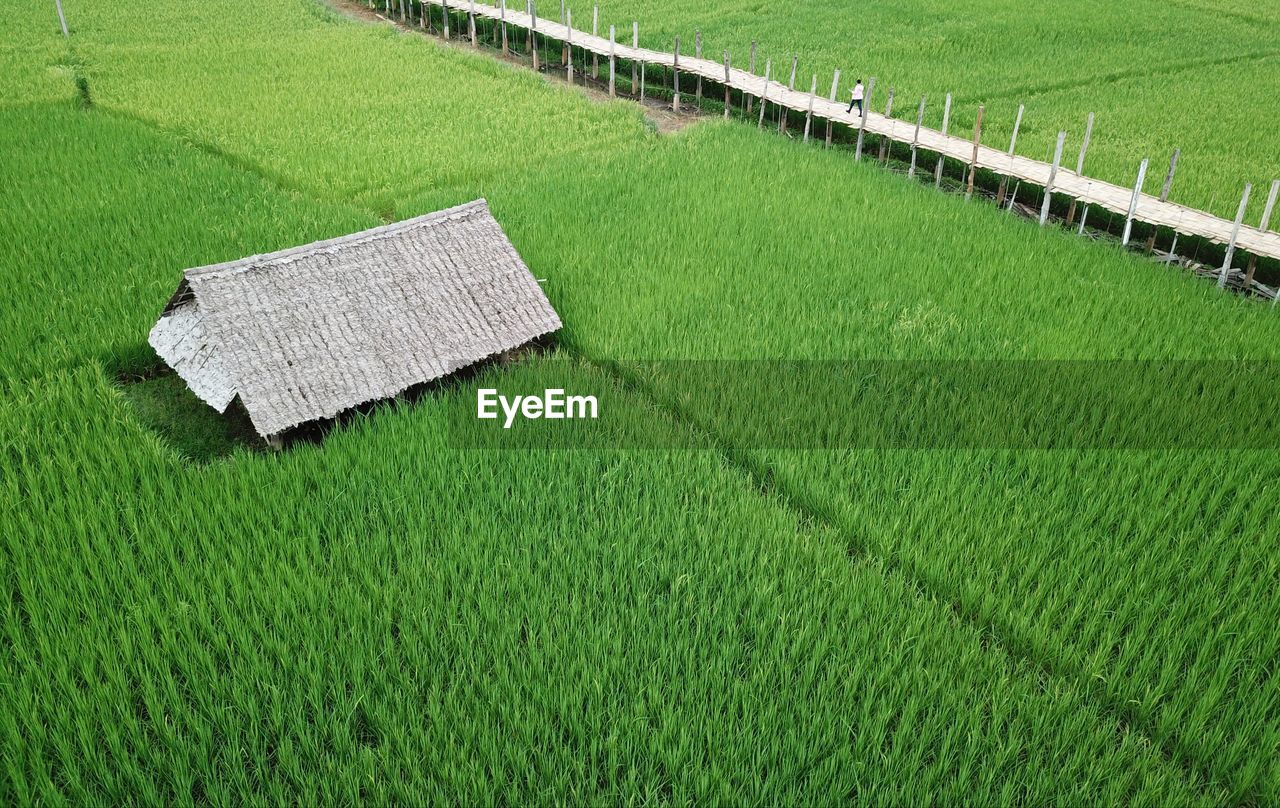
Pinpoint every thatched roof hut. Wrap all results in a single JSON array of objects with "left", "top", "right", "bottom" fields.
[{"left": 149, "top": 199, "right": 560, "bottom": 442}]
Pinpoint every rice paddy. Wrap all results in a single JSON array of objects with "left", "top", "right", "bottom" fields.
[
  {"left": 595, "top": 0, "right": 1280, "bottom": 220},
  {"left": 3, "top": 0, "right": 1278, "bottom": 802}
]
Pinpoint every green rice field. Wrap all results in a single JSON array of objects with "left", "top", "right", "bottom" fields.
[
  {"left": 602, "top": 0, "right": 1280, "bottom": 221},
  {"left": 3, "top": 0, "right": 1279, "bottom": 802}
]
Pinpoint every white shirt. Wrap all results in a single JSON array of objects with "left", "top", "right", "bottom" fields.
[{"left": 851, "top": 84, "right": 864, "bottom": 100}]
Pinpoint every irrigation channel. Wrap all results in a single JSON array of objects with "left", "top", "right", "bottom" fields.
[{"left": 374, "top": 0, "right": 1280, "bottom": 299}]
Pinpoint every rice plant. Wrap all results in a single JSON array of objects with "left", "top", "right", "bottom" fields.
[
  {"left": 590, "top": 0, "right": 1280, "bottom": 219},
  {"left": 3, "top": 0, "right": 1279, "bottom": 801},
  {"left": 480, "top": 123, "right": 1280, "bottom": 800},
  {"left": 0, "top": 362, "right": 1222, "bottom": 803}
]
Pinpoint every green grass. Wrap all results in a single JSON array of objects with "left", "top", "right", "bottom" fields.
[
  {"left": 0, "top": 102, "right": 373, "bottom": 381},
  {"left": 3, "top": 0, "right": 1279, "bottom": 801},
  {"left": 1, "top": 361, "right": 1220, "bottom": 804},
  {"left": 480, "top": 123, "right": 1280, "bottom": 799},
  {"left": 61, "top": 0, "right": 650, "bottom": 212},
  {"left": 592, "top": 0, "right": 1280, "bottom": 220}
]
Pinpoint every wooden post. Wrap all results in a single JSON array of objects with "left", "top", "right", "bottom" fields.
[
  {"left": 995, "top": 104, "right": 1024, "bottom": 207},
  {"left": 422, "top": 0, "right": 429, "bottom": 29},
  {"left": 530, "top": 0, "right": 539, "bottom": 70},
  {"left": 1078, "top": 203, "right": 1090, "bottom": 235},
  {"left": 1039, "top": 130, "right": 1067, "bottom": 226},
  {"left": 566, "top": 9, "right": 574, "bottom": 83},
  {"left": 1219, "top": 183, "right": 1253, "bottom": 288},
  {"left": 1166, "top": 233, "right": 1178, "bottom": 266},
  {"left": 934, "top": 92, "right": 952, "bottom": 188},
  {"left": 444, "top": 0, "right": 451, "bottom": 38},
  {"left": 520, "top": 0, "right": 529, "bottom": 53},
  {"left": 542, "top": 2, "right": 552, "bottom": 67},
  {"left": 825, "top": 70, "right": 840, "bottom": 147},
  {"left": 1244, "top": 179, "right": 1279, "bottom": 290},
  {"left": 608, "top": 25, "right": 616, "bottom": 97},
  {"left": 1007, "top": 181, "right": 1020, "bottom": 213},
  {"left": 908, "top": 95, "right": 926, "bottom": 178},
  {"left": 672, "top": 37, "right": 680, "bottom": 113},
  {"left": 591, "top": 4, "right": 598, "bottom": 78},
  {"left": 746, "top": 41, "right": 757, "bottom": 115},
  {"left": 500, "top": 0, "right": 508, "bottom": 54},
  {"left": 638, "top": 26, "right": 646, "bottom": 100},
  {"left": 855, "top": 76, "right": 875, "bottom": 161},
  {"left": 966, "top": 104, "right": 984, "bottom": 200},
  {"left": 1065, "top": 112, "right": 1094, "bottom": 225},
  {"left": 780, "top": 56, "right": 797, "bottom": 134},
  {"left": 803, "top": 74, "right": 817, "bottom": 143},
  {"left": 632, "top": 22, "right": 638, "bottom": 95},
  {"left": 469, "top": 0, "right": 477, "bottom": 46},
  {"left": 877, "top": 87, "right": 895, "bottom": 163},
  {"left": 1142, "top": 149, "right": 1180, "bottom": 253},
  {"left": 1121, "top": 158, "right": 1150, "bottom": 246},
  {"left": 560, "top": 0, "right": 568, "bottom": 63},
  {"left": 557, "top": 1, "right": 569, "bottom": 62},
  {"left": 695, "top": 31, "right": 703, "bottom": 102},
  {"left": 723, "top": 51, "right": 732, "bottom": 118},
  {"left": 757, "top": 60, "right": 772, "bottom": 128},
  {"left": 54, "top": 0, "right": 69, "bottom": 36}
]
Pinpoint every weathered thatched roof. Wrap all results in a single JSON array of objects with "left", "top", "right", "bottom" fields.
[{"left": 149, "top": 199, "right": 561, "bottom": 439}]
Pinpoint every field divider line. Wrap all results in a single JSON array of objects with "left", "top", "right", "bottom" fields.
[
  {"left": 85, "top": 95, "right": 638, "bottom": 228},
  {"left": 1165, "top": 0, "right": 1280, "bottom": 29},
  {"left": 420, "top": 0, "right": 1280, "bottom": 263},
  {"left": 969, "top": 46, "right": 1280, "bottom": 111},
  {"left": 88, "top": 103, "right": 378, "bottom": 215},
  {"left": 577, "top": 352, "right": 1242, "bottom": 803}
]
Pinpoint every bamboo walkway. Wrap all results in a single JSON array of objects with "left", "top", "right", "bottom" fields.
[{"left": 418, "top": 0, "right": 1280, "bottom": 267}]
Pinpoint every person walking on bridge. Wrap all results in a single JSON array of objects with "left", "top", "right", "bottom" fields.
[{"left": 847, "top": 79, "right": 865, "bottom": 114}]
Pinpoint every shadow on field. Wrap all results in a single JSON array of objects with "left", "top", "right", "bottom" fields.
[
  {"left": 115, "top": 367, "right": 262, "bottom": 463},
  {"left": 109, "top": 338, "right": 557, "bottom": 463}
]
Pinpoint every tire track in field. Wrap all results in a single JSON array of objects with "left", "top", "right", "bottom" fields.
[
  {"left": 968, "top": 46, "right": 1280, "bottom": 108},
  {"left": 580, "top": 353, "right": 1247, "bottom": 804},
  {"left": 1164, "top": 0, "right": 1280, "bottom": 28}
]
